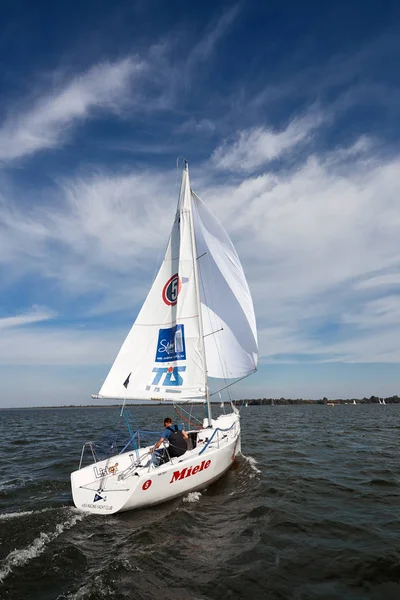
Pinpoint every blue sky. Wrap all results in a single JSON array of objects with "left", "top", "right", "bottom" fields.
[{"left": 1, "top": 0, "right": 400, "bottom": 407}]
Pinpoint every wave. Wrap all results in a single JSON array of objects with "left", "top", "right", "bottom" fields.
[
  {"left": 0, "top": 477, "right": 34, "bottom": 494},
  {"left": 0, "top": 507, "right": 55, "bottom": 520},
  {"left": 183, "top": 491, "right": 202, "bottom": 503},
  {"left": 0, "top": 508, "right": 86, "bottom": 584},
  {"left": 62, "top": 558, "right": 140, "bottom": 600},
  {"left": 241, "top": 453, "right": 262, "bottom": 475}
]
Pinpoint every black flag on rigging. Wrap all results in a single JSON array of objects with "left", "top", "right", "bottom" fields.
[{"left": 123, "top": 373, "right": 131, "bottom": 389}]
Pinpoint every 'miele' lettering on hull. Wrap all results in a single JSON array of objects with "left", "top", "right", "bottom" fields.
[{"left": 170, "top": 459, "right": 211, "bottom": 483}]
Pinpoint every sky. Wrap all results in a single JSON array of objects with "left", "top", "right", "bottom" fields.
[{"left": 1, "top": 0, "right": 400, "bottom": 407}]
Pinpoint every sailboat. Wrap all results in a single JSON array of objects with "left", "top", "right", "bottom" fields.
[{"left": 70, "top": 162, "right": 258, "bottom": 514}]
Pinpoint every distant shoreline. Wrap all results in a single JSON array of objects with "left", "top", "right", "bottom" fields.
[{"left": 1, "top": 395, "right": 399, "bottom": 409}]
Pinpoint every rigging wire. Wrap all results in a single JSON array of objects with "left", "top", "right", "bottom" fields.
[{"left": 173, "top": 403, "right": 203, "bottom": 429}]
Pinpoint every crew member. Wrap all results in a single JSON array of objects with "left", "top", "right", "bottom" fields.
[{"left": 153, "top": 417, "right": 188, "bottom": 460}]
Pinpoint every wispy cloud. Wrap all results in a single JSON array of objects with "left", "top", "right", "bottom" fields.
[
  {"left": 354, "top": 272, "right": 400, "bottom": 290},
  {"left": 0, "top": 17, "right": 399, "bottom": 377},
  {"left": 186, "top": 4, "right": 241, "bottom": 70},
  {"left": 0, "top": 307, "right": 55, "bottom": 330},
  {"left": 176, "top": 118, "right": 216, "bottom": 134},
  {"left": 212, "top": 110, "right": 326, "bottom": 172},
  {"left": 0, "top": 58, "right": 144, "bottom": 162},
  {"left": 0, "top": 5, "right": 242, "bottom": 166},
  {"left": 2, "top": 129, "right": 400, "bottom": 368},
  {"left": 0, "top": 169, "right": 178, "bottom": 314},
  {"left": 240, "top": 31, "right": 400, "bottom": 120},
  {"left": 202, "top": 135, "right": 400, "bottom": 364}
]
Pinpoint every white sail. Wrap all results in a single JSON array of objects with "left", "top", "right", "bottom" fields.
[
  {"left": 192, "top": 192, "right": 258, "bottom": 379},
  {"left": 98, "top": 167, "right": 206, "bottom": 401}
]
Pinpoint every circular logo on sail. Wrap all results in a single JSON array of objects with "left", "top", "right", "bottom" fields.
[{"left": 162, "top": 274, "right": 181, "bottom": 306}]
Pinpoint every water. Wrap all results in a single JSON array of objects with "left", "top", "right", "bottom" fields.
[{"left": 1, "top": 404, "right": 400, "bottom": 600}]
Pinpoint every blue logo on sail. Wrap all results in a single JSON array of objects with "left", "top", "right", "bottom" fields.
[{"left": 155, "top": 324, "right": 186, "bottom": 362}]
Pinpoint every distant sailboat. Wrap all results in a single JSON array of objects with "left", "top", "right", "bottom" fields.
[
  {"left": 70, "top": 161, "right": 258, "bottom": 515},
  {"left": 353, "top": 400, "right": 357, "bottom": 405}
]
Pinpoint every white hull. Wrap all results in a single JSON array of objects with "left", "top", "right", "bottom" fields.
[{"left": 71, "top": 413, "right": 240, "bottom": 515}]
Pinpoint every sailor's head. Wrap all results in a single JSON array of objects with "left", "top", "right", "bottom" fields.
[{"left": 164, "top": 417, "right": 172, "bottom": 426}]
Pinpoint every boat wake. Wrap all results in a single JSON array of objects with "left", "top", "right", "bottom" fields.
[
  {"left": 0, "top": 508, "right": 86, "bottom": 584},
  {"left": 183, "top": 491, "right": 202, "bottom": 503},
  {"left": 241, "top": 453, "right": 262, "bottom": 475}
]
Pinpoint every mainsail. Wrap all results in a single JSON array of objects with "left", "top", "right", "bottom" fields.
[
  {"left": 98, "top": 165, "right": 206, "bottom": 401},
  {"left": 97, "top": 163, "right": 258, "bottom": 402}
]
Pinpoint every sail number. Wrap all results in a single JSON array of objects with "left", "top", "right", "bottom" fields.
[{"left": 162, "top": 273, "right": 181, "bottom": 306}]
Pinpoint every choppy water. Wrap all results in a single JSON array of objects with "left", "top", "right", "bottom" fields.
[{"left": 1, "top": 404, "right": 400, "bottom": 600}]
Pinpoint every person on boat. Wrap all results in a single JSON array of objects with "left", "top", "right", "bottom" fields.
[{"left": 152, "top": 417, "right": 188, "bottom": 463}]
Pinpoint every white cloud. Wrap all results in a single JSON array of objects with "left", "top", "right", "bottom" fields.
[
  {"left": 0, "top": 58, "right": 144, "bottom": 161},
  {"left": 0, "top": 7, "right": 244, "bottom": 166},
  {"left": 212, "top": 111, "right": 326, "bottom": 172},
  {"left": 177, "top": 118, "right": 216, "bottom": 134},
  {"left": 0, "top": 169, "right": 180, "bottom": 315},
  {"left": 342, "top": 296, "right": 400, "bottom": 329},
  {"left": 355, "top": 273, "right": 400, "bottom": 290},
  {"left": 202, "top": 137, "right": 400, "bottom": 363},
  {"left": 186, "top": 4, "right": 241, "bottom": 69},
  {"left": 1, "top": 128, "right": 400, "bottom": 370},
  {"left": 0, "top": 307, "right": 56, "bottom": 330}
]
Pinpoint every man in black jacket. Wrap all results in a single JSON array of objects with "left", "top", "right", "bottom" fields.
[{"left": 153, "top": 417, "right": 188, "bottom": 460}]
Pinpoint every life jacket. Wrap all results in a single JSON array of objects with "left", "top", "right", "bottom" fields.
[{"left": 166, "top": 425, "right": 187, "bottom": 457}]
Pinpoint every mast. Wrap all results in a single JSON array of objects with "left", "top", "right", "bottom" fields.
[{"left": 185, "top": 161, "right": 212, "bottom": 425}]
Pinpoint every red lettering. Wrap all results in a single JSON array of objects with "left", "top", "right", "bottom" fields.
[
  {"left": 169, "top": 460, "right": 212, "bottom": 484},
  {"left": 170, "top": 468, "right": 187, "bottom": 483}
]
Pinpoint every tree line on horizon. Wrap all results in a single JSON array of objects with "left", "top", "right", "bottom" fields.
[{"left": 232, "top": 395, "right": 400, "bottom": 405}]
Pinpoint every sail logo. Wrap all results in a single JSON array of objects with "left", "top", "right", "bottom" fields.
[
  {"left": 170, "top": 459, "right": 211, "bottom": 483},
  {"left": 162, "top": 273, "right": 181, "bottom": 306},
  {"left": 152, "top": 366, "right": 186, "bottom": 386},
  {"left": 155, "top": 324, "right": 186, "bottom": 362}
]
